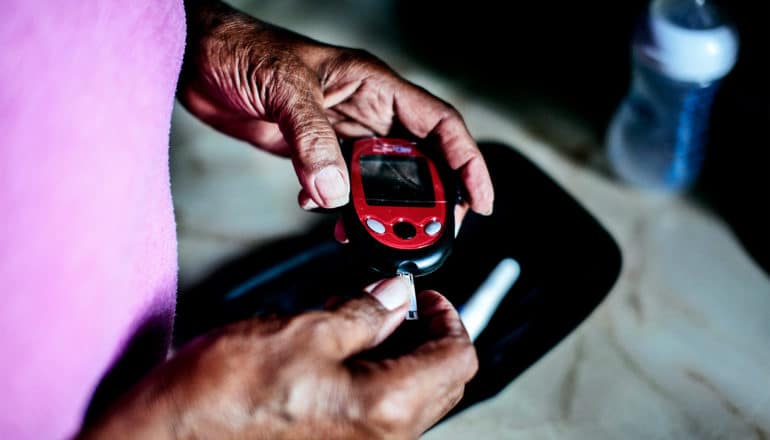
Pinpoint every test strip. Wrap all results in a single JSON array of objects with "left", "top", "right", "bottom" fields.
[{"left": 397, "top": 271, "right": 418, "bottom": 320}]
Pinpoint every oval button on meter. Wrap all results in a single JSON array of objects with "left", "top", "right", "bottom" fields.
[
  {"left": 424, "top": 220, "right": 442, "bottom": 236},
  {"left": 365, "top": 218, "right": 386, "bottom": 234}
]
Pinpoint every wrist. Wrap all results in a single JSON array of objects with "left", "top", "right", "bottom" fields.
[
  {"left": 184, "top": 0, "right": 238, "bottom": 31},
  {"left": 183, "top": 0, "right": 335, "bottom": 72},
  {"left": 77, "top": 373, "right": 182, "bottom": 439}
]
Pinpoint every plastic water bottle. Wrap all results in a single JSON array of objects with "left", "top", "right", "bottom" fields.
[{"left": 606, "top": 0, "right": 738, "bottom": 191}]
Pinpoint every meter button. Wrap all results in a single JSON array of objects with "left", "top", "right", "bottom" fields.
[
  {"left": 365, "top": 218, "right": 386, "bottom": 234},
  {"left": 393, "top": 221, "right": 417, "bottom": 240},
  {"left": 424, "top": 221, "right": 442, "bottom": 236}
]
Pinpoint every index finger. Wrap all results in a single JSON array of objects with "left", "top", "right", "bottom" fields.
[
  {"left": 393, "top": 83, "right": 494, "bottom": 215},
  {"left": 349, "top": 290, "right": 478, "bottom": 433},
  {"left": 404, "top": 290, "right": 479, "bottom": 386},
  {"left": 362, "top": 290, "right": 477, "bottom": 387},
  {"left": 319, "top": 277, "right": 410, "bottom": 359}
]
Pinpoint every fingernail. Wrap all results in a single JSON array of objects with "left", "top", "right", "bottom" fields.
[
  {"left": 370, "top": 277, "right": 409, "bottom": 310},
  {"left": 314, "top": 167, "right": 348, "bottom": 208},
  {"left": 483, "top": 189, "right": 495, "bottom": 216}
]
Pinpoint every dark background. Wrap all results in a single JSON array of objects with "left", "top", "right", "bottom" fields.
[{"left": 394, "top": 0, "right": 769, "bottom": 273}]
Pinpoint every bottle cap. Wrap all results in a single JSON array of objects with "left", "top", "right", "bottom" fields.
[{"left": 642, "top": 0, "right": 738, "bottom": 83}]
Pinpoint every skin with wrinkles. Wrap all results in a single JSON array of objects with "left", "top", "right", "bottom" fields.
[
  {"left": 179, "top": 0, "right": 494, "bottom": 213},
  {"left": 79, "top": 1, "right": 492, "bottom": 438},
  {"left": 79, "top": 281, "right": 478, "bottom": 439}
]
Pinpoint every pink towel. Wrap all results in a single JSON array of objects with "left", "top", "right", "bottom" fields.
[{"left": 0, "top": 1, "right": 185, "bottom": 438}]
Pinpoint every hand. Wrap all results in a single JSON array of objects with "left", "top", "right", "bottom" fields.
[
  {"left": 178, "top": 0, "right": 494, "bottom": 213},
  {"left": 79, "top": 278, "right": 478, "bottom": 439}
]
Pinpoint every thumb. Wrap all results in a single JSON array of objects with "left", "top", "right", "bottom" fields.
[
  {"left": 271, "top": 80, "right": 349, "bottom": 209},
  {"left": 322, "top": 277, "right": 411, "bottom": 358}
]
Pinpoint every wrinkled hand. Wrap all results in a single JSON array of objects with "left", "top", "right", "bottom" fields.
[
  {"left": 179, "top": 0, "right": 493, "bottom": 213},
  {"left": 80, "top": 278, "right": 478, "bottom": 439}
]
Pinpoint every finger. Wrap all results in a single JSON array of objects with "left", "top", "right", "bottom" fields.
[
  {"left": 414, "top": 290, "right": 474, "bottom": 346},
  {"left": 322, "top": 277, "right": 410, "bottom": 358},
  {"left": 332, "top": 100, "right": 393, "bottom": 136},
  {"left": 180, "top": 86, "right": 292, "bottom": 155},
  {"left": 240, "top": 120, "right": 290, "bottom": 154},
  {"left": 324, "top": 108, "right": 374, "bottom": 136},
  {"left": 351, "top": 291, "right": 477, "bottom": 434},
  {"left": 298, "top": 188, "right": 319, "bottom": 210},
  {"left": 368, "top": 290, "right": 477, "bottom": 393},
  {"left": 334, "top": 217, "right": 349, "bottom": 243},
  {"left": 270, "top": 78, "right": 350, "bottom": 209},
  {"left": 393, "top": 84, "right": 494, "bottom": 215},
  {"left": 209, "top": 118, "right": 288, "bottom": 155},
  {"left": 332, "top": 121, "right": 376, "bottom": 138},
  {"left": 417, "top": 381, "right": 466, "bottom": 434}
]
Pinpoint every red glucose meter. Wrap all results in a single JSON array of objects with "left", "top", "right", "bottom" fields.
[{"left": 343, "top": 137, "right": 457, "bottom": 276}]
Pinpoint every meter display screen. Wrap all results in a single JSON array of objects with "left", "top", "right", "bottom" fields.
[{"left": 359, "top": 155, "right": 435, "bottom": 207}]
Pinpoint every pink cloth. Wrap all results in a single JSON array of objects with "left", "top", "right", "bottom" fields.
[{"left": 0, "top": 1, "right": 185, "bottom": 438}]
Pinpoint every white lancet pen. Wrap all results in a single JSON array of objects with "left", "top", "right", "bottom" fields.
[{"left": 459, "top": 258, "right": 521, "bottom": 342}]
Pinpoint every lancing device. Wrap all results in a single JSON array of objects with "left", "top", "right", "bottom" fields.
[{"left": 342, "top": 137, "right": 458, "bottom": 320}]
